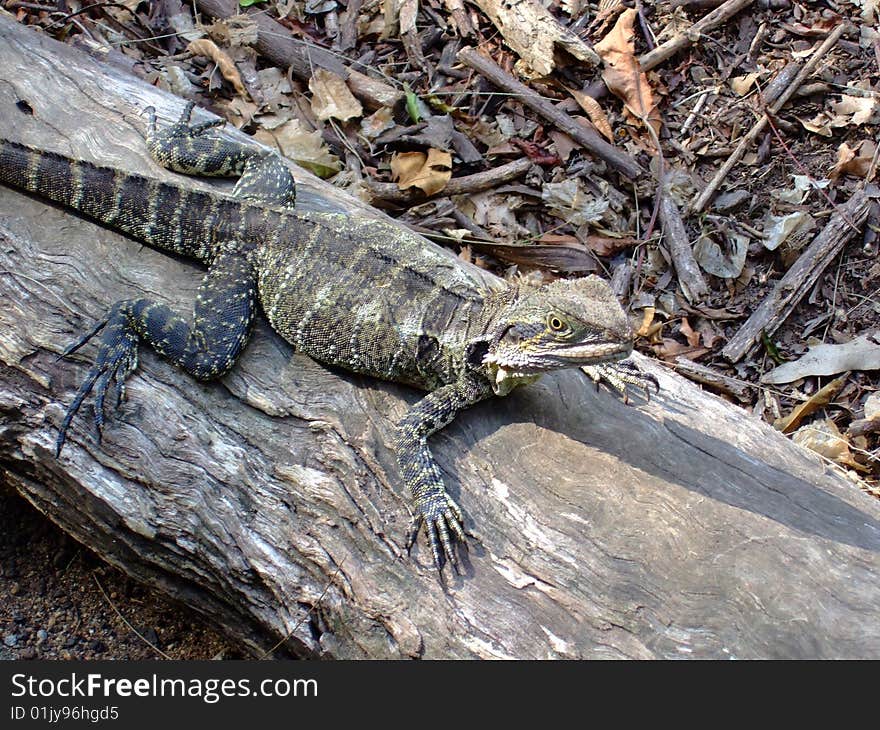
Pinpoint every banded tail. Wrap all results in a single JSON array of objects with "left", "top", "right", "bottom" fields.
[{"left": 0, "top": 139, "right": 240, "bottom": 263}]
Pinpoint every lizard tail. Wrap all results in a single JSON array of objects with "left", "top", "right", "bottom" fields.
[{"left": 0, "top": 138, "right": 240, "bottom": 263}]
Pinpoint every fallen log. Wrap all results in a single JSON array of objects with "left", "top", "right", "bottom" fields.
[{"left": 1, "top": 17, "right": 879, "bottom": 659}]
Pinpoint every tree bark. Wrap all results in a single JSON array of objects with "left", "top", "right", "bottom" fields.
[{"left": 1, "top": 17, "right": 880, "bottom": 659}]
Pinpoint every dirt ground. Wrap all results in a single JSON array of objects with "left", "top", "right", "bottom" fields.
[{"left": 0, "top": 483, "right": 238, "bottom": 660}]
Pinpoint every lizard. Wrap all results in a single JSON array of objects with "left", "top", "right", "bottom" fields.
[{"left": 0, "top": 101, "right": 656, "bottom": 573}]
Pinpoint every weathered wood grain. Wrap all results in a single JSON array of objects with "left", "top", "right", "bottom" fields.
[{"left": 1, "top": 17, "right": 879, "bottom": 658}]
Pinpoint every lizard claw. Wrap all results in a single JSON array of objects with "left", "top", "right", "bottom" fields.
[
  {"left": 55, "top": 304, "right": 140, "bottom": 457},
  {"left": 406, "top": 492, "right": 465, "bottom": 574},
  {"left": 581, "top": 359, "right": 659, "bottom": 402}
]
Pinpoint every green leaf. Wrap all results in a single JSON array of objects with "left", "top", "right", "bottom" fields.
[
  {"left": 404, "top": 83, "right": 421, "bottom": 124},
  {"left": 760, "top": 330, "right": 787, "bottom": 365},
  {"left": 239, "top": 0, "right": 266, "bottom": 6}
]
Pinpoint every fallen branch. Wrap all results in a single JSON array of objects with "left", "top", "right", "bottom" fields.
[
  {"left": 639, "top": 0, "right": 754, "bottom": 72},
  {"left": 721, "top": 190, "right": 870, "bottom": 363},
  {"left": 692, "top": 24, "right": 846, "bottom": 214},
  {"left": 4, "top": 17, "right": 880, "bottom": 659},
  {"left": 457, "top": 47, "right": 643, "bottom": 179},
  {"left": 670, "top": 357, "right": 752, "bottom": 402},
  {"left": 658, "top": 182, "right": 709, "bottom": 302},
  {"left": 195, "top": 0, "right": 403, "bottom": 109},
  {"left": 366, "top": 157, "right": 533, "bottom": 203}
]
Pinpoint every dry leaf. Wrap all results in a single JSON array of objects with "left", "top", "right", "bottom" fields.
[
  {"left": 693, "top": 232, "right": 748, "bottom": 279},
  {"left": 830, "top": 140, "right": 876, "bottom": 180},
  {"left": 309, "top": 68, "right": 363, "bottom": 122},
  {"left": 762, "top": 211, "right": 813, "bottom": 251},
  {"left": 218, "top": 96, "right": 259, "bottom": 129},
  {"left": 652, "top": 337, "right": 708, "bottom": 361},
  {"left": 791, "top": 419, "right": 863, "bottom": 470},
  {"left": 391, "top": 150, "right": 452, "bottom": 196},
  {"left": 832, "top": 94, "right": 877, "bottom": 126},
  {"left": 360, "top": 107, "right": 395, "bottom": 140},
  {"left": 729, "top": 73, "right": 760, "bottom": 96},
  {"left": 762, "top": 333, "right": 880, "bottom": 384},
  {"left": 187, "top": 39, "right": 247, "bottom": 97},
  {"left": 636, "top": 306, "right": 656, "bottom": 338},
  {"left": 566, "top": 87, "right": 613, "bottom": 141},
  {"left": 864, "top": 391, "right": 880, "bottom": 421},
  {"left": 679, "top": 317, "right": 701, "bottom": 348},
  {"left": 772, "top": 175, "right": 828, "bottom": 205},
  {"left": 465, "top": 191, "right": 528, "bottom": 241},
  {"left": 798, "top": 115, "right": 833, "bottom": 137},
  {"left": 542, "top": 179, "right": 609, "bottom": 226},
  {"left": 857, "top": 0, "right": 879, "bottom": 23},
  {"left": 253, "top": 119, "right": 341, "bottom": 178},
  {"left": 774, "top": 375, "right": 846, "bottom": 434},
  {"left": 594, "top": 9, "right": 661, "bottom": 143},
  {"left": 584, "top": 234, "right": 638, "bottom": 256},
  {"left": 547, "top": 130, "right": 578, "bottom": 162}
]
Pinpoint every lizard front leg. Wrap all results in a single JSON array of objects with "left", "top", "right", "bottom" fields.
[
  {"left": 396, "top": 374, "right": 494, "bottom": 573},
  {"left": 56, "top": 251, "right": 257, "bottom": 454},
  {"left": 581, "top": 359, "right": 659, "bottom": 402}
]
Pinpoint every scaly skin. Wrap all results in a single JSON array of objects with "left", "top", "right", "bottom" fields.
[{"left": 0, "top": 102, "right": 657, "bottom": 574}]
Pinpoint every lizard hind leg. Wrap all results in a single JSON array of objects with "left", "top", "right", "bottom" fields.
[
  {"left": 55, "top": 252, "right": 258, "bottom": 456},
  {"left": 145, "top": 104, "right": 296, "bottom": 209}
]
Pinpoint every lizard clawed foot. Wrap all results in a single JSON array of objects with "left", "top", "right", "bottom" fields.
[
  {"left": 581, "top": 359, "right": 660, "bottom": 403},
  {"left": 405, "top": 491, "right": 466, "bottom": 576},
  {"left": 55, "top": 304, "right": 140, "bottom": 457}
]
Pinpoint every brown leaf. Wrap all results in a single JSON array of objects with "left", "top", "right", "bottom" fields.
[
  {"left": 390, "top": 150, "right": 452, "bottom": 196},
  {"left": 830, "top": 140, "right": 876, "bottom": 181},
  {"left": 187, "top": 39, "right": 247, "bottom": 97},
  {"left": 774, "top": 375, "right": 846, "bottom": 434},
  {"left": 566, "top": 87, "right": 614, "bottom": 141},
  {"left": 584, "top": 234, "right": 638, "bottom": 256},
  {"left": 652, "top": 337, "right": 708, "bottom": 361},
  {"left": 636, "top": 306, "right": 656, "bottom": 338},
  {"left": 791, "top": 418, "right": 866, "bottom": 471},
  {"left": 594, "top": 8, "right": 661, "bottom": 144},
  {"left": 309, "top": 68, "right": 363, "bottom": 122},
  {"left": 679, "top": 317, "right": 701, "bottom": 348}
]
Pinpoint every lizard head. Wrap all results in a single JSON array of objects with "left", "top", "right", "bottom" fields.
[{"left": 481, "top": 276, "right": 633, "bottom": 395}]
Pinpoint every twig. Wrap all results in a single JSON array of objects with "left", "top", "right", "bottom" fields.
[
  {"left": 691, "top": 24, "right": 847, "bottom": 214},
  {"left": 337, "top": 0, "right": 362, "bottom": 51},
  {"left": 639, "top": 0, "right": 755, "bottom": 72},
  {"left": 457, "top": 47, "right": 643, "bottom": 179},
  {"left": 669, "top": 357, "right": 752, "bottom": 401},
  {"left": 92, "top": 573, "right": 172, "bottom": 660},
  {"left": 680, "top": 89, "right": 711, "bottom": 135},
  {"left": 658, "top": 185, "right": 709, "bottom": 302},
  {"left": 366, "top": 157, "right": 534, "bottom": 203},
  {"left": 721, "top": 191, "right": 870, "bottom": 363}
]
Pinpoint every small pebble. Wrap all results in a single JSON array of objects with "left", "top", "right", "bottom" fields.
[
  {"left": 36, "top": 629, "right": 48, "bottom": 642},
  {"left": 3, "top": 634, "right": 18, "bottom": 648}
]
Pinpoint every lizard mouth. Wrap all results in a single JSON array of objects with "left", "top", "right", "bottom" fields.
[
  {"left": 484, "top": 341, "right": 632, "bottom": 374},
  {"left": 547, "top": 340, "right": 633, "bottom": 365}
]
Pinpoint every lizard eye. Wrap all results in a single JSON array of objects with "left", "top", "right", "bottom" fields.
[{"left": 548, "top": 314, "right": 566, "bottom": 332}]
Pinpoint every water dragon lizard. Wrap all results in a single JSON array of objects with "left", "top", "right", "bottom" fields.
[{"left": 0, "top": 102, "right": 656, "bottom": 573}]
